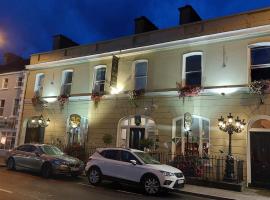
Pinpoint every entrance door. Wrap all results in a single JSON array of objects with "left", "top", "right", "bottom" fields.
[
  {"left": 129, "top": 128, "right": 145, "bottom": 150},
  {"left": 250, "top": 132, "right": 270, "bottom": 188},
  {"left": 25, "top": 127, "right": 45, "bottom": 144}
]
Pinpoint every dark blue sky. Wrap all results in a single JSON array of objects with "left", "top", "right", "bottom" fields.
[{"left": 0, "top": 0, "right": 270, "bottom": 61}]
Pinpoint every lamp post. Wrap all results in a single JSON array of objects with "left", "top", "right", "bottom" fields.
[{"left": 218, "top": 113, "right": 245, "bottom": 181}]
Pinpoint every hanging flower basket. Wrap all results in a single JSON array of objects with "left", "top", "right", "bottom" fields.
[
  {"left": 31, "top": 95, "right": 47, "bottom": 108},
  {"left": 91, "top": 92, "right": 102, "bottom": 107},
  {"left": 249, "top": 80, "right": 270, "bottom": 104},
  {"left": 176, "top": 82, "right": 202, "bottom": 99},
  {"left": 57, "top": 94, "right": 69, "bottom": 109}
]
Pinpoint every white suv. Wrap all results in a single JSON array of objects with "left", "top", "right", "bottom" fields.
[{"left": 85, "top": 148, "right": 185, "bottom": 195}]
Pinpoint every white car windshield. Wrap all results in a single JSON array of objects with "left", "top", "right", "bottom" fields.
[
  {"left": 41, "top": 145, "right": 63, "bottom": 156},
  {"left": 134, "top": 152, "right": 160, "bottom": 165}
]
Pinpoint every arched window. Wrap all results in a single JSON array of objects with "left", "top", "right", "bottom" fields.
[
  {"left": 249, "top": 43, "right": 270, "bottom": 81},
  {"left": 182, "top": 52, "right": 202, "bottom": 86},
  {"left": 172, "top": 115, "right": 210, "bottom": 156}
]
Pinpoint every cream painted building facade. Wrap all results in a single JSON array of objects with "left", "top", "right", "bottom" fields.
[{"left": 19, "top": 7, "right": 270, "bottom": 186}]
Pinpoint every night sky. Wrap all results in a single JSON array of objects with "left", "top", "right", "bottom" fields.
[{"left": 0, "top": 0, "right": 270, "bottom": 61}]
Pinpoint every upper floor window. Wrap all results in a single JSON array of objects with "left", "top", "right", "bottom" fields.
[
  {"left": 16, "top": 76, "right": 23, "bottom": 88},
  {"left": 0, "top": 100, "right": 5, "bottom": 116},
  {"left": 250, "top": 45, "right": 270, "bottom": 81},
  {"left": 12, "top": 98, "right": 20, "bottom": 116},
  {"left": 135, "top": 60, "right": 148, "bottom": 90},
  {"left": 34, "top": 73, "right": 45, "bottom": 96},
  {"left": 182, "top": 52, "right": 202, "bottom": 86},
  {"left": 93, "top": 65, "right": 106, "bottom": 94},
  {"left": 2, "top": 78, "right": 8, "bottom": 89},
  {"left": 61, "top": 70, "right": 73, "bottom": 96}
]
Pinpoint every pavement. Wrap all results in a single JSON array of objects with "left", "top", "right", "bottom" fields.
[
  {"left": 0, "top": 166, "right": 208, "bottom": 200},
  {"left": 178, "top": 184, "right": 270, "bottom": 200}
]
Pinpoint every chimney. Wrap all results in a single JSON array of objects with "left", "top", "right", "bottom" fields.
[
  {"left": 178, "top": 5, "right": 202, "bottom": 25},
  {"left": 3, "top": 53, "right": 23, "bottom": 64},
  {"left": 52, "top": 34, "right": 79, "bottom": 50},
  {"left": 134, "top": 16, "right": 158, "bottom": 34}
]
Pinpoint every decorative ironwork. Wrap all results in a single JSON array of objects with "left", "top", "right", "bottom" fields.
[
  {"left": 217, "top": 113, "right": 245, "bottom": 181},
  {"left": 249, "top": 80, "right": 270, "bottom": 104}
]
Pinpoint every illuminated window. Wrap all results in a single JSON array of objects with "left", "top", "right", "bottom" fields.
[
  {"left": 93, "top": 65, "right": 106, "bottom": 94},
  {"left": 61, "top": 70, "right": 73, "bottom": 96},
  {"left": 250, "top": 45, "right": 270, "bottom": 81},
  {"left": 135, "top": 61, "right": 148, "bottom": 90},
  {"left": 2, "top": 78, "right": 8, "bottom": 89},
  {"left": 182, "top": 52, "right": 202, "bottom": 86},
  {"left": 173, "top": 115, "right": 209, "bottom": 156},
  {"left": 0, "top": 131, "right": 16, "bottom": 150},
  {"left": 34, "top": 73, "right": 45, "bottom": 96},
  {"left": 0, "top": 100, "right": 5, "bottom": 116}
]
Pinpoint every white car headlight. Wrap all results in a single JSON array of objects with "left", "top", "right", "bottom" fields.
[{"left": 160, "top": 171, "right": 175, "bottom": 176}]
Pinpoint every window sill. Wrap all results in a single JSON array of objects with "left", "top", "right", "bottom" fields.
[
  {"left": 14, "top": 87, "right": 22, "bottom": 89},
  {"left": 0, "top": 88, "right": 8, "bottom": 90}
]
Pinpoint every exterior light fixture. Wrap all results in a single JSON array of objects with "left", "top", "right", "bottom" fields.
[
  {"left": 30, "top": 115, "right": 50, "bottom": 127},
  {"left": 217, "top": 113, "right": 246, "bottom": 181}
]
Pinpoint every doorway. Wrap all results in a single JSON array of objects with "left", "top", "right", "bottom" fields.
[
  {"left": 250, "top": 131, "right": 270, "bottom": 188},
  {"left": 25, "top": 126, "right": 45, "bottom": 144},
  {"left": 129, "top": 128, "right": 145, "bottom": 150}
]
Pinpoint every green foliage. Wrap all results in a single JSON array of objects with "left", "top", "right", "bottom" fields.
[
  {"left": 140, "top": 138, "right": 154, "bottom": 149},
  {"left": 102, "top": 134, "right": 113, "bottom": 145}
]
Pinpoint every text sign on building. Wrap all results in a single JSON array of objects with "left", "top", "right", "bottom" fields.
[{"left": 110, "top": 55, "right": 119, "bottom": 87}]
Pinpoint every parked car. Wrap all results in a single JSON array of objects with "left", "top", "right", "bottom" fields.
[
  {"left": 85, "top": 148, "right": 185, "bottom": 195},
  {"left": 6, "top": 144, "right": 84, "bottom": 178}
]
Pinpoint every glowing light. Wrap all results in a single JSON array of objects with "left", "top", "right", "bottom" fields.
[
  {"left": 43, "top": 97, "right": 57, "bottom": 103},
  {"left": 31, "top": 119, "right": 36, "bottom": 123},
  {"left": 0, "top": 136, "right": 6, "bottom": 145},
  {"left": 111, "top": 85, "right": 123, "bottom": 95},
  {"left": 210, "top": 87, "right": 239, "bottom": 95}
]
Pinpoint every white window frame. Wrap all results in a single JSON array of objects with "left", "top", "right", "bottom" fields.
[
  {"left": 34, "top": 73, "right": 45, "bottom": 96},
  {"left": 2, "top": 78, "right": 8, "bottom": 89},
  {"left": 92, "top": 65, "right": 106, "bottom": 94},
  {"left": 0, "top": 99, "right": 5, "bottom": 117},
  {"left": 248, "top": 42, "right": 270, "bottom": 82},
  {"left": 172, "top": 115, "right": 210, "bottom": 155},
  {"left": 134, "top": 59, "right": 148, "bottom": 90},
  {"left": 182, "top": 52, "right": 203, "bottom": 87},
  {"left": 11, "top": 98, "right": 20, "bottom": 117},
  {"left": 61, "top": 69, "right": 73, "bottom": 96},
  {"left": 15, "top": 76, "right": 23, "bottom": 88}
]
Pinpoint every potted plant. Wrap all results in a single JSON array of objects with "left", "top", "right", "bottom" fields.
[
  {"left": 176, "top": 82, "right": 202, "bottom": 102},
  {"left": 57, "top": 94, "right": 69, "bottom": 109}
]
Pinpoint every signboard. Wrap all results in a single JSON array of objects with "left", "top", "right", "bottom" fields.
[{"left": 110, "top": 55, "right": 119, "bottom": 87}]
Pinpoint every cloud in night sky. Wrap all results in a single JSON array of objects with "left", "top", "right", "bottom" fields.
[{"left": 0, "top": 0, "right": 270, "bottom": 60}]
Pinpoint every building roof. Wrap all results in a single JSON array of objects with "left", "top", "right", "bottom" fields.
[
  {"left": 30, "top": 6, "right": 270, "bottom": 65},
  {"left": 0, "top": 59, "right": 28, "bottom": 74}
]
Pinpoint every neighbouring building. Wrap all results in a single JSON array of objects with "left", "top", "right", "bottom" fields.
[
  {"left": 19, "top": 5, "right": 270, "bottom": 187},
  {"left": 0, "top": 53, "right": 28, "bottom": 150}
]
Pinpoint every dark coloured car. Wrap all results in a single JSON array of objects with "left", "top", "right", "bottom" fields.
[{"left": 6, "top": 144, "right": 84, "bottom": 178}]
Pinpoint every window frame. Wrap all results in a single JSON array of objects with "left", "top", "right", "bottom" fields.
[
  {"left": 92, "top": 65, "right": 107, "bottom": 94},
  {"left": 15, "top": 76, "right": 23, "bottom": 88},
  {"left": 248, "top": 43, "right": 270, "bottom": 82},
  {"left": 172, "top": 115, "right": 210, "bottom": 156},
  {"left": 60, "top": 69, "right": 73, "bottom": 96},
  {"left": 2, "top": 78, "right": 8, "bottom": 89},
  {"left": 34, "top": 73, "right": 45, "bottom": 96},
  {"left": 12, "top": 98, "right": 20, "bottom": 116},
  {"left": 182, "top": 52, "right": 203, "bottom": 87},
  {"left": 134, "top": 60, "right": 148, "bottom": 91},
  {"left": 0, "top": 99, "right": 5, "bottom": 117}
]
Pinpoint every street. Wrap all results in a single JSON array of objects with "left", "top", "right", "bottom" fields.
[{"left": 0, "top": 166, "right": 209, "bottom": 200}]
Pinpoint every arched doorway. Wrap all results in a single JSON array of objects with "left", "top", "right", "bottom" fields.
[
  {"left": 25, "top": 116, "right": 47, "bottom": 144},
  {"left": 248, "top": 115, "right": 270, "bottom": 188},
  {"left": 117, "top": 115, "right": 157, "bottom": 150}
]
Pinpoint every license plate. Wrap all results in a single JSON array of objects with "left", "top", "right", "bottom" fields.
[{"left": 178, "top": 179, "right": 184, "bottom": 184}]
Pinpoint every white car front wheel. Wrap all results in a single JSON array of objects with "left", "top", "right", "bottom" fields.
[
  {"left": 88, "top": 167, "right": 102, "bottom": 185},
  {"left": 143, "top": 175, "right": 160, "bottom": 195}
]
